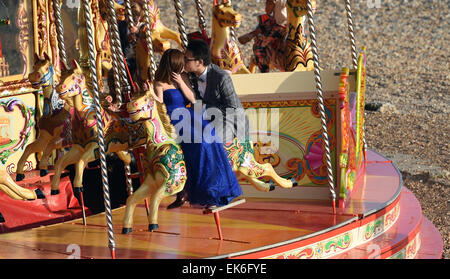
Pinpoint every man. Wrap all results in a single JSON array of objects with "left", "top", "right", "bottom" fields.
[
  {"left": 185, "top": 39, "right": 249, "bottom": 143},
  {"left": 167, "top": 39, "right": 249, "bottom": 209}
]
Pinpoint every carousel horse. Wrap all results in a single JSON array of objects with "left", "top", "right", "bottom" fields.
[
  {"left": 121, "top": 92, "right": 296, "bottom": 233},
  {"left": 142, "top": 0, "right": 182, "bottom": 52},
  {"left": 211, "top": 0, "right": 251, "bottom": 74},
  {"left": 122, "top": 93, "right": 186, "bottom": 233},
  {"left": 78, "top": 0, "right": 112, "bottom": 91},
  {"left": 16, "top": 56, "right": 72, "bottom": 181},
  {"left": 50, "top": 61, "right": 146, "bottom": 195},
  {"left": 133, "top": 0, "right": 182, "bottom": 86},
  {"left": 249, "top": 0, "right": 315, "bottom": 72},
  {"left": 1, "top": 168, "right": 45, "bottom": 200}
]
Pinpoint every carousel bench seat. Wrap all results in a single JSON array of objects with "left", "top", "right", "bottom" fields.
[{"left": 203, "top": 198, "right": 246, "bottom": 240}]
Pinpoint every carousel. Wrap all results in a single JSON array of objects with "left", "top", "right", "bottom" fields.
[{"left": 0, "top": 0, "right": 443, "bottom": 259}]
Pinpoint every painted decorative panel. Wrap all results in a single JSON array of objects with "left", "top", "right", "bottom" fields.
[
  {"left": 338, "top": 48, "right": 367, "bottom": 205},
  {"left": 243, "top": 99, "right": 336, "bottom": 187},
  {"left": 0, "top": 92, "right": 36, "bottom": 171}
]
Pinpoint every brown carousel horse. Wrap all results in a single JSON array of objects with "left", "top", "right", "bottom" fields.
[
  {"left": 210, "top": 0, "right": 251, "bottom": 74},
  {"left": 121, "top": 91, "right": 296, "bottom": 233},
  {"left": 50, "top": 61, "right": 146, "bottom": 196},
  {"left": 133, "top": 0, "right": 182, "bottom": 86},
  {"left": 16, "top": 55, "right": 72, "bottom": 181}
]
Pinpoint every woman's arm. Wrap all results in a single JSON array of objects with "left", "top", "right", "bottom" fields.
[
  {"left": 152, "top": 81, "right": 164, "bottom": 103},
  {"left": 171, "top": 72, "right": 196, "bottom": 104}
]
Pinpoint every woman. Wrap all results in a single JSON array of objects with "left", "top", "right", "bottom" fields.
[{"left": 153, "top": 49, "right": 242, "bottom": 209}]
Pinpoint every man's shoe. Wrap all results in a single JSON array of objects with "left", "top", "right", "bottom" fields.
[{"left": 167, "top": 196, "right": 186, "bottom": 209}]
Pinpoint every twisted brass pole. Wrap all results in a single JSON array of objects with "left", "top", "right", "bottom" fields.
[
  {"left": 306, "top": 0, "right": 336, "bottom": 212},
  {"left": 105, "top": 0, "right": 131, "bottom": 103},
  {"left": 124, "top": 0, "right": 135, "bottom": 31},
  {"left": 194, "top": 0, "right": 207, "bottom": 34},
  {"left": 143, "top": 0, "right": 156, "bottom": 80},
  {"left": 174, "top": 0, "right": 188, "bottom": 50},
  {"left": 52, "top": 0, "right": 71, "bottom": 144},
  {"left": 344, "top": 0, "right": 358, "bottom": 70},
  {"left": 228, "top": 0, "right": 237, "bottom": 42},
  {"left": 52, "top": 0, "right": 67, "bottom": 67},
  {"left": 81, "top": 0, "right": 116, "bottom": 259},
  {"left": 344, "top": 0, "right": 367, "bottom": 161}
]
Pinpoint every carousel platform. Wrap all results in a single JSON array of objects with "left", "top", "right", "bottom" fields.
[{"left": 0, "top": 150, "right": 443, "bottom": 259}]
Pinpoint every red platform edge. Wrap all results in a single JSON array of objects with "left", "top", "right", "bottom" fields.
[
  {"left": 415, "top": 216, "right": 444, "bottom": 259},
  {"left": 330, "top": 187, "right": 424, "bottom": 259},
  {"left": 230, "top": 186, "right": 443, "bottom": 259}
]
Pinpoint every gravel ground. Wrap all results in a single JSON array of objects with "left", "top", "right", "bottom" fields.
[{"left": 157, "top": 0, "right": 448, "bottom": 258}]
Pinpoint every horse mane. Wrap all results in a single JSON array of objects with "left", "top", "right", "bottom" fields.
[
  {"left": 154, "top": 97, "right": 177, "bottom": 140},
  {"left": 138, "top": 90, "right": 177, "bottom": 140}
]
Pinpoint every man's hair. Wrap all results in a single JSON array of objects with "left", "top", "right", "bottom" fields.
[{"left": 186, "top": 39, "right": 211, "bottom": 66}]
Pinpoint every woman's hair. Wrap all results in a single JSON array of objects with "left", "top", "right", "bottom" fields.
[{"left": 154, "top": 49, "right": 185, "bottom": 83}]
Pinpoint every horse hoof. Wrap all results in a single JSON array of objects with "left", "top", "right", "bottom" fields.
[
  {"left": 51, "top": 189, "right": 60, "bottom": 195},
  {"left": 148, "top": 224, "right": 159, "bottom": 231},
  {"left": 291, "top": 178, "right": 298, "bottom": 187},
  {"left": 122, "top": 227, "right": 132, "bottom": 234},
  {"left": 39, "top": 169, "right": 49, "bottom": 177},
  {"left": 35, "top": 189, "right": 45, "bottom": 199},
  {"left": 268, "top": 181, "right": 275, "bottom": 191},
  {"left": 16, "top": 173, "right": 25, "bottom": 182}
]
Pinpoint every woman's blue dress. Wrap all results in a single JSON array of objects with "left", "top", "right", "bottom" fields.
[{"left": 163, "top": 88, "right": 242, "bottom": 207}]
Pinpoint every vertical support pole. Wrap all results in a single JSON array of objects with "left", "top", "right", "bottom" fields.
[
  {"left": 105, "top": 0, "right": 131, "bottom": 104},
  {"left": 53, "top": 0, "right": 67, "bottom": 67},
  {"left": 344, "top": 0, "right": 367, "bottom": 164},
  {"left": 124, "top": 152, "right": 133, "bottom": 197},
  {"left": 228, "top": 0, "right": 237, "bottom": 42},
  {"left": 306, "top": 0, "right": 336, "bottom": 213},
  {"left": 52, "top": 0, "right": 72, "bottom": 162},
  {"left": 133, "top": 147, "right": 150, "bottom": 216},
  {"left": 77, "top": 188, "right": 87, "bottom": 226},
  {"left": 213, "top": 212, "right": 223, "bottom": 240},
  {"left": 81, "top": 0, "right": 116, "bottom": 259},
  {"left": 124, "top": 0, "right": 135, "bottom": 31},
  {"left": 173, "top": 0, "right": 189, "bottom": 50},
  {"left": 344, "top": 0, "right": 358, "bottom": 70},
  {"left": 194, "top": 0, "right": 208, "bottom": 39},
  {"left": 143, "top": 0, "right": 156, "bottom": 80}
]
